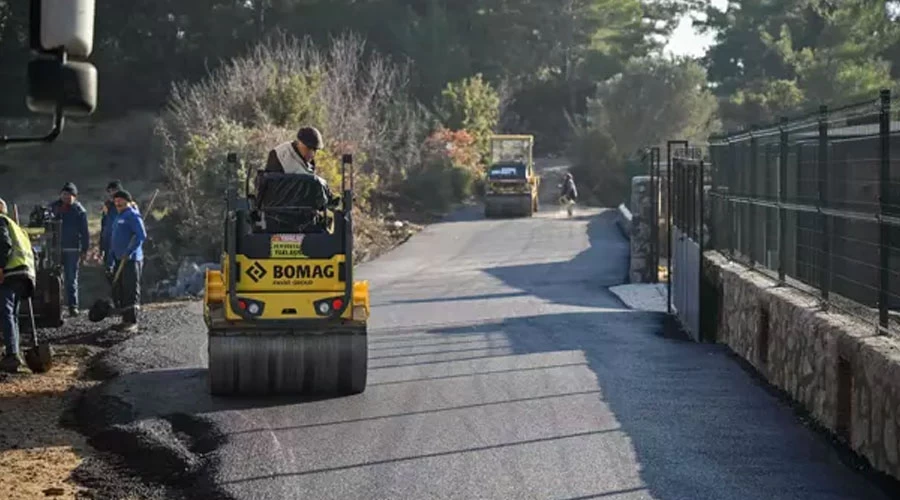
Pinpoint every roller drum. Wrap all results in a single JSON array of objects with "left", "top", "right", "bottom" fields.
[
  {"left": 207, "top": 329, "right": 367, "bottom": 396},
  {"left": 484, "top": 194, "right": 533, "bottom": 218}
]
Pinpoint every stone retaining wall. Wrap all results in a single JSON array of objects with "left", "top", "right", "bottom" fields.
[{"left": 703, "top": 251, "right": 900, "bottom": 481}]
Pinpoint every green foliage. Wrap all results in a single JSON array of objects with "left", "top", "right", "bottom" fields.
[
  {"left": 260, "top": 70, "right": 327, "bottom": 128},
  {"left": 156, "top": 34, "right": 423, "bottom": 268},
  {"left": 568, "top": 57, "right": 719, "bottom": 205},
  {"left": 403, "top": 157, "right": 475, "bottom": 212},
  {"left": 0, "top": 0, "right": 690, "bottom": 154},
  {"left": 697, "top": 0, "right": 900, "bottom": 127},
  {"left": 439, "top": 74, "right": 500, "bottom": 162},
  {"left": 568, "top": 124, "right": 622, "bottom": 207},
  {"left": 402, "top": 127, "right": 480, "bottom": 211}
]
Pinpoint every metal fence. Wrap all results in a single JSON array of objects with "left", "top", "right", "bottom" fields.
[
  {"left": 708, "top": 89, "right": 900, "bottom": 336},
  {"left": 670, "top": 147, "right": 707, "bottom": 340}
]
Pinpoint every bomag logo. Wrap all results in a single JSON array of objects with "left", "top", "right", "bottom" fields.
[
  {"left": 273, "top": 264, "right": 335, "bottom": 281},
  {"left": 245, "top": 261, "right": 267, "bottom": 282}
]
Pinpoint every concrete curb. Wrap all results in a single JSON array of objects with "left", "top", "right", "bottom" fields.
[{"left": 609, "top": 283, "right": 667, "bottom": 313}]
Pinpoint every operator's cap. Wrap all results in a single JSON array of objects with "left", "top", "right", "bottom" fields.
[
  {"left": 297, "top": 126, "right": 324, "bottom": 150},
  {"left": 61, "top": 182, "right": 78, "bottom": 196},
  {"left": 107, "top": 180, "right": 123, "bottom": 191},
  {"left": 113, "top": 190, "right": 133, "bottom": 202}
]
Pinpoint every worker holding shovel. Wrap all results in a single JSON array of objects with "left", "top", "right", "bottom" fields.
[
  {"left": 0, "top": 198, "right": 39, "bottom": 373},
  {"left": 108, "top": 190, "right": 146, "bottom": 333}
]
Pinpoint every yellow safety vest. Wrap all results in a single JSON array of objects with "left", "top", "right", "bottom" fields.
[{"left": 0, "top": 213, "right": 35, "bottom": 282}]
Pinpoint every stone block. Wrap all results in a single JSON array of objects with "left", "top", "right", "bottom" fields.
[{"left": 703, "top": 250, "right": 900, "bottom": 482}]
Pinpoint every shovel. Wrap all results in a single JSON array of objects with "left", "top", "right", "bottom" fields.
[
  {"left": 88, "top": 249, "right": 129, "bottom": 322},
  {"left": 23, "top": 296, "right": 53, "bottom": 373},
  {"left": 88, "top": 190, "right": 159, "bottom": 323},
  {"left": 9, "top": 204, "right": 53, "bottom": 372}
]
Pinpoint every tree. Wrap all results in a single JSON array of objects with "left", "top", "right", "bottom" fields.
[
  {"left": 569, "top": 57, "right": 720, "bottom": 204},
  {"left": 439, "top": 74, "right": 500, "bottom": 162},
  {"left": 694, "top": 0, "right": 900, "bottom": 126}
]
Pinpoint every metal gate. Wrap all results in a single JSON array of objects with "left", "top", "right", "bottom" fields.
[{"left": 669, "top": 148, "right": 706, "bottom": 341}]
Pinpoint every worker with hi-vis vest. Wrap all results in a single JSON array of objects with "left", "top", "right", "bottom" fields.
[{"left": 0, "top": 198, "right": 36, "bottom": 373}]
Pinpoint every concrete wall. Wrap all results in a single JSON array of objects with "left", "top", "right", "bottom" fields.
[{"left": 703, "top": 251, "right": 900, "bottom": 481}]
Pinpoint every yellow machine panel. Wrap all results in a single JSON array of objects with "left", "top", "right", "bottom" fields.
[
  {"left": 204, "top": 269, "right": 370, "bottom": 322},
  {"left": 229, "top": 254, "right": 346, "bottom": 293}
]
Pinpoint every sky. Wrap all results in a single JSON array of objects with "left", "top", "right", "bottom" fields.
[{"left": 664, "top": 0, "right": 729, "bottom": 57}]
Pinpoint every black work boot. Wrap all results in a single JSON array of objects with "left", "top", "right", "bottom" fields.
[
  {"left": 0, "top": 353, "right": 23, "bottom": 373},
  {"left": 68, "top": 306, "right": 80, "bottom": 317}
]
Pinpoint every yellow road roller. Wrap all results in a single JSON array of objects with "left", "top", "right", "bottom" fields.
[
  {"left": 203, "top": 153, "right": 369, "bottom": 396},
  {"left": 483, "top": 134, "right": 539, "bottom": 218}
]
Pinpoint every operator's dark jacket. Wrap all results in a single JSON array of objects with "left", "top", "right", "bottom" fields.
[
  {"left": 264, "top": 142, "right": 337, "bottom": 205},
  {"left": 100, "top": 199, "right": 117, "bottom": 258},
  {"left": 561, "top": 178, "right": 578, "bottom": 200},
  {"left": 49, "top": 199, "right": 90, "bottom": 253},
  {"left": 0, "top": 217, "right": 33, "bottom": 297}
]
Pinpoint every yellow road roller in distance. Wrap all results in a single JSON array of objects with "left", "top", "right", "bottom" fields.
[
  {"left": 204, "top": 153, "right": 369, "bottom": 396},
  {"left": 484, "top": 134, "right": 539, "bottom": 218}
]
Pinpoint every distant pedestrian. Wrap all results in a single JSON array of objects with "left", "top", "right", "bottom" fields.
[
  {"left": 0, "top": 198, "right": 36, "bottom": 373},
  {"left": 100, "top": 180, "right": 122, "bottom": 270},
  {"left": 559, "top": 172, "right": 578, "bottom": 217},
  {"left": 49, "top": 182, "right": 89, "bottom": 316},
  {"left": 109, "top": 190, "right": 146, "bottom": 332}
]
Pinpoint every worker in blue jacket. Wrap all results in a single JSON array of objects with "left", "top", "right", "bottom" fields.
[
  {"left": 49, "top": 182, "right": 90, "bottom": 317},
  {"left": 109, "top": 190, "right": 146, "bottom": 332},
  {"left": 99, "top": 180, "right": 122, "bottom": 270}
]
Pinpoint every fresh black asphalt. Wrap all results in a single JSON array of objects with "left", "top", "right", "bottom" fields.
[{"left": 75, "top": 197, "right": 895, "bottom": 499}]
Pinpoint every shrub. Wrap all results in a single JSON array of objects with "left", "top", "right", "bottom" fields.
[
  {"left": 567, "top": 122, "right": 623, "bottom": 207},
  {"left": 438, "top": 74, "right": 500, "bottom": 163},
  {"left": 403, "top": 127, "right": 480, "bottom": 210},
  {"left": 155, "top": 32, "right": 428, "bottom": 270}
]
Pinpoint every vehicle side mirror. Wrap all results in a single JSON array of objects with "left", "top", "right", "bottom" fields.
[
  {"left": 27, "top": 57, "right": 97, "bottom": 116},
  {"left": 27, "top": 0, "right": 98, "bottom": 117}
]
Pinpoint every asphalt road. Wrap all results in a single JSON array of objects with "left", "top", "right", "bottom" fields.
[{"left": 87, "top": 168, "right": 894, "bottom": 499}]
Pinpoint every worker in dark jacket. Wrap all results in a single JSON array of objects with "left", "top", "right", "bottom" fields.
[
  {"left": 109, "top": 190, "right": 146, "bottom": 332},
  {"left": 0, "top": 198, "right": 36, "bottom": 373},
  {"left": 560, "top": 172, "right": 578, "bottom": 201},
  {"left": 99, "top": 180, "right": 122, "bottom": 270},
  {"left": 265, "top": 126, "right": 322, "bottom": 174},
  {"left": 49, "top": 182, "right": 89, "bottom": 316},
  {"left": 264, "top": 126, "right": 341, "bottom": 208},
  {"left": 559, "top": 172, "right": 578, "bottom": 217}
]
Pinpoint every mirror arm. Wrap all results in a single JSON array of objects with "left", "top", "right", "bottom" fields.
[{"left": 0, "top": 101, "right": 65, "bottom": 149}]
